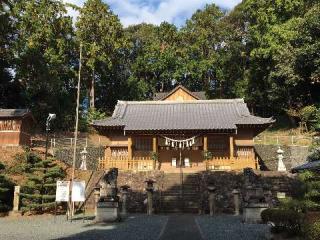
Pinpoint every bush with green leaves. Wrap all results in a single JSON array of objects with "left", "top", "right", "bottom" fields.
[
  {"left": 299, "top": 105, "right": 320, "bottom": 131},
  {"left": 0, "top": 162, "right": 14, "bottom": 212},
  {"left": 304, "top": 220, "right": 320, "bottom": 240},
  {"left": 20, "top": 151, "right": 65, "bottom": 214},
  {"left": 261, "top": 208, "right": 304, "bottom": 236}
]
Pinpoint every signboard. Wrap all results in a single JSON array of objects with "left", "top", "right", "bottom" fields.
[
  {"left": 55, "top": 181, "right": 70, "bottom": 202},
  {"left": 71, "top": 181, "right": 86, "bottom": 202},
  {"left": 277, "top": 192, "right": 286, "bottom": 199}
]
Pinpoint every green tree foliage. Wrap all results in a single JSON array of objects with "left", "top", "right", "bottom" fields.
[
  {"left": 0, "top": 0, "right": 24, "bottom": 107},
  {"left": 20, "top": 151, "right": 65, "bottom": 213},
  {"left": 76, "top": 0, "right": 128, "bottom": 110},
  {"left": 180, "top": 4, "right": 224, "bottom": 96},
  {"left": 11, "top": 0, "right": 77, "bottom": 130},
  {"left": 125, "top": 22, "right": 181, "bottom": 99},
  {"left": 1, "top": 0, "right": 319, "bottom": 130},
  {"left": 0, "top": 162, "right": 14, "bottom": 212}
]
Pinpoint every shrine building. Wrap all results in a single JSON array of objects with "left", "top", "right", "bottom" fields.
[{"left": 93, "top": 85, "right": 274, "bottom": 172}]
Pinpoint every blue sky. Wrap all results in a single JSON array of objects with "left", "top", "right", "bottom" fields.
[{"left": 65, "top": 0, "right": 242, "bottom": 27}]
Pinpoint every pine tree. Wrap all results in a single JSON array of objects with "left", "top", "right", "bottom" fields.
[
  {"left": 20, "top": 151, "right": 65, "bottom": 213},
  {"left": 298, "top": 171, "right": 320, "bottom": 211},
  {"left": 0, "top": 162, "right": 14, "bottom": 212}
]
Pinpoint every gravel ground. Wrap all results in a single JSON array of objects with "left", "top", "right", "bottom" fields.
[
  {"left": 195, "top": 215, "right": 269, "bottom": 240},
  {"left": 0, "top": 214, "right": 168, "bottom": 240}
]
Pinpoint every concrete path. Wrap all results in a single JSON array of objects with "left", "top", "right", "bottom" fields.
[{"left": 159, "top": 214, "right": 203, "bottom": 240}]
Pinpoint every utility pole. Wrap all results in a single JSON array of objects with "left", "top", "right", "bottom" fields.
[{"left": 69, "top": 43, "right": 82, "bottom": 219}]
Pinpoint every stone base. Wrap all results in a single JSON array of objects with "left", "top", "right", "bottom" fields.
[
  {"left": 95, "top": 201, "right": 120, "bottom": 222},
  {"left": 242, "top": 204, "right": 268, "bottom": 223}
]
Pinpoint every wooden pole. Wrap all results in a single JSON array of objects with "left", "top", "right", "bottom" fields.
[
  {"left": 128, "top": 136, "right": 132, "bottom": 160},
  {"left": 70, "top": 43, "right": 82, "bottom": 219},
  {"left": 203, "top": 136, "right": 208, "bottom": 151},
  {"left": 152, "top": 137, "right": 157, "bottom": 170},
  {"left": 229, "top": 135, "right": 234, "bottom": 158}
]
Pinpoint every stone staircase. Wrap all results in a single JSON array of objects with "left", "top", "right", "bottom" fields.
[{"left": 160, "top": 172, "right": 200, "bottom": 213}]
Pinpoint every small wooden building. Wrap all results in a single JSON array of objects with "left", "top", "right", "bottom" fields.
[
  {"left": 0, "top": 109, "right": 35, "bottom": 146},
  {"left": 93, "top": 86, "right": 274, "bottom": 172}
]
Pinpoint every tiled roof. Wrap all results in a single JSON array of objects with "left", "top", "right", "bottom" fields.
[
  {"left": 0, "top": 109, "right": 32, "bottom": 118},
  {"left": 292, "top": 160, "right": 320, "bottom": 172},
  {"left": 93, "top": 99, "right": 274, "bottom": 132}
]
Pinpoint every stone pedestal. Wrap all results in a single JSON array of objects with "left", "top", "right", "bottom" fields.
[
  {"left": 242, "top": 203, "right": 269, "bottom": 223},
  {"left": 96, "top": 201, "right": 119, "bottom": 222},
  {"left": 94, "top": 168, "right": 120, "bottom": 222}
]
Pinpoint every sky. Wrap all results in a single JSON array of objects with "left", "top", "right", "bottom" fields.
[{"left": 64, "top": 0, "right": 242, "bottom": 27}]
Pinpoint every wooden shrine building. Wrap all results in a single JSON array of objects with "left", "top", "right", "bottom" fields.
[
  {"left": 93, "top": 86, "right": 274, "bottom": 172},
  {"left": 0, "top": 109, "right": 35, "bottom": 146}
]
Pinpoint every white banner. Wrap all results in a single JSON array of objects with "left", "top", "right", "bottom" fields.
[
  {"left": 71, "top": 181, "right": 86, "bottom": 202},
  {"left": 55, "top": 181, "right": 70, "bottom": 202}
]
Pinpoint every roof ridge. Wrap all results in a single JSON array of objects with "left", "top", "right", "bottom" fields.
[{"left": 118, "top": 99, "right": 244, "bottom": 105}]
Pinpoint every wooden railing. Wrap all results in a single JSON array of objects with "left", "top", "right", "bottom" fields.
[
  {"left": 99, "top": 156, "right": 257, "bottom": 172},
  {"left": 99, "top": 156, "right": 154, "bottom": 171},
  {"left": 206, "top": 156, "right": 257, "bottom": 171}
]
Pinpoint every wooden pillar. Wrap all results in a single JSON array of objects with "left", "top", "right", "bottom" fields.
[
  {"left": 152, "top": 136, "right": 157, "bottom": 153},
  {"left": 128, "top": 136, "right": 132, "bottom": 160},
  {"left": 203, "top": 136, "right": 208, "bottom": 151},
  {"left": 152, "top": 137, "right": 157, "bottom": 170},
  {"left": 229, "top": 135, "right": 234, "bottom": 158}
]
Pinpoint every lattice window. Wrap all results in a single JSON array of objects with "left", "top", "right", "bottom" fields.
[
  {"left": 134, "top": 137, "right": 152, "bottom": 151},
  {"left": 208, "top": 137, "right": 228, "bottom": 152}
]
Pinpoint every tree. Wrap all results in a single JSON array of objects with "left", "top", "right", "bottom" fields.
[
  {"left": 76, "top": 0, "right": 127, "bottom": 110},
  {"left": 11, "top": 0, "right": 77, "bottom": 130},
  {"left": 180, "top": 4, "right": 224, "bottom": 96},
  {"left": 0, "top": 0, "right": 24, "bottom": 108},
  {"left": 20, "top": 151, "right": 65, "bottom": 213}
]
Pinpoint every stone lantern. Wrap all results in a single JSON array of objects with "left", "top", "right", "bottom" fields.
[
  {"left": 277, "top": 147, "right": 286, "bottom": 172},
  {"left": 145, "top": 179, "right": 155, "bottom": 215},
  {"left": 207, "top": 183, "right": 216, "bottom": 216},
  {"left": 79, "top": 147, "right": 88, "bottom": 171}
]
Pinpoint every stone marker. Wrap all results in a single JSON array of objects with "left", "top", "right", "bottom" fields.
[
  {"left": 232, "top": 189, "right": 240, "bottom": 216},
  {"left": 120, "top": 185, "right": 130, "bottom": 218},
  {"left": 145, "top": 179, "right": 155, "bottom": 215},
  {"left": 13, "top": 186, "right": 20, "bottom": 212},
  {"left": 207, "top": 184, "right": 216, "bottom": 216}
]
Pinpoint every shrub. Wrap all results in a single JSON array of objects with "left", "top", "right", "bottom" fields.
[
  {"left": 261, "top": 208, "right": 304, "bottom": 236},
  {"left": 304, "top": 221, "right": 320, "bottom": 240},
  {"left": 20, "top": 152, "right": 65, "bottom": 214},
  {"left": 0, "top": 162, "right": 14, "bottom": 212}
]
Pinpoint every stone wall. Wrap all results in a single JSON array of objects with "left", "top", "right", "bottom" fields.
[
  {"left": 254, "top": 145, "right": 310, "bottom": 170},
  {"left": 55, "top": 146, "right": 104, "bottom": 170},
  {"left": 198, "top": 170, "right": 297, "bottom": 213},
  {"left": 107, "top": 170, "right": 298, "bottom": 213},
  {"left": 117, "top": 171, "right": 165, "bottom": 213}
]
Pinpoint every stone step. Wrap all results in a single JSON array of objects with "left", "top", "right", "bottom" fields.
[{"left": 161, "top": 195, "right": 199, "bottom": 201}]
